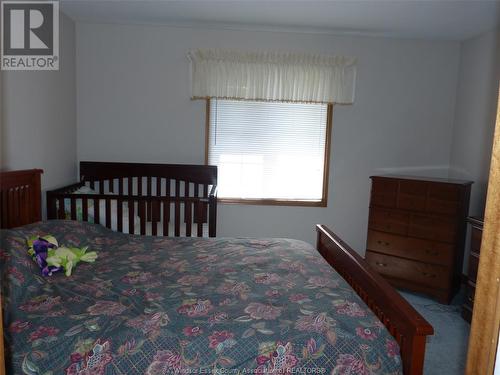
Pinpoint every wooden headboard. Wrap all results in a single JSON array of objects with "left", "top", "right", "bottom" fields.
[
  {"left": 0, "top": 169, "right": 43, "bottom": 229},
  {"left": 0, "top": 169, "right": 43, "bottom": 374}
]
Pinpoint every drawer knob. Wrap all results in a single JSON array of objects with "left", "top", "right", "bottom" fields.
[
  {"left": 375, "top": 262, "right": 387, "bottom": 267},
  {"left": 425, "top": 248, "right": 438, "bottom": 256},
  {"left": 377, "top": 240, "right": 390, "bottom": 246}
]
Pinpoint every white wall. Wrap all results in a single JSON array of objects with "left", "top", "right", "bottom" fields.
[
  {"left": 450, "top": 30, "right": 500, "bottom": 217},
  {"left": 76, "top": 22, "right": 461, "bottom": 251},
  {"left": 1, "top": 13, "right": 77, "bottom": 217},
  {"left": 449, "top": 30, "right": 499, "bottom": 271}
]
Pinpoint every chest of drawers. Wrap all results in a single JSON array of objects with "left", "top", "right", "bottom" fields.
[{"left": 365, "top": 175, "right": 472, "bottom": 304}]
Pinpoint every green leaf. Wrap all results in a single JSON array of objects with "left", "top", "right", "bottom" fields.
[
  {"left": 234, "top": 315, "right": 253, "bottom": 322},
  {"left": 31, "top": 339, "right": 43, "bottom": 348},
  {"left": 242, "top": 328, "right": 255, "bottom": 338},
  {"left": 257, "top": 329, "right": 274, "bottom": 335},
  {"left": 218, "top": 357, "right": 235, "bottom": 366},
  {"left": 65, "top": 325, "right": 83, "bottom": 336},
  {"left": 22, "top": 355, "right": 40, "bottom": 375}
]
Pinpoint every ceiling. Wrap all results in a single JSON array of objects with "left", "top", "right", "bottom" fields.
[{"left": 61, "top": 0, "right": 500, "bottom": 41}]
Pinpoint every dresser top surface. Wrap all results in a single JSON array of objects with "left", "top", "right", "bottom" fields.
[{"left": 371, "top": 175, "right": 473, "bottom": 186}]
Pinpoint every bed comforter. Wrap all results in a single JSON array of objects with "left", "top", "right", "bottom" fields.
[{"left": 0, "top": 220, "right": 402, "bottom": 375}]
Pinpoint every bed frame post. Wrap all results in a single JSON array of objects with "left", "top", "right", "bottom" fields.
[
  {"left": 46, "top": 191, "right": 57, "bottom": 219},
  {"left": 400, "top": 334, "right": 427, "bottom": 375},
  {"left": 208, "top": 195, "right": 217, "bottom": 237},
  {"left": 0, "top": 169, "right": 43, "bottom": 228}
]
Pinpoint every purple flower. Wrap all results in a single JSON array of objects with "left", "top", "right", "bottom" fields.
[
  {"left": 177, "top": 299, "right": 213, "bottom": 317},
  {"left": 87, "top": 301, "right": 127, "bottom": 316},
  {"left": 8, "top": 320, "right": 31, "bottom": 333},
  {"left": 356, "top": 327, "right": 378, "bottom": 341},
  {"left": 295, "top": 312, "right": 335, "bottom": 333},
  {"left": 29, "top": 326, "right": 59, "bottom": 342},
  {"left": 208, "top": 330, "right": 234, "bottom": 349},
  {"left": 146, "top": 350, "right": 184, "bottom": 375},
  {"left": 334, "top": 354, "right": 369, "bottom": 375},
  {"left": 217, "top": 281, "right": 250, "bottom": 299},
  {"left": 177, "top": 275, "right": 209, "bottom": 286},
  {"left": 254, "top": 273, "right": 281, "bottom": 285},
  {"left": 386, "top": 339, "right": 400, "bottom": 358},
  {"left": 126, "top": 312, "right": 170, "bottom": 338},
  {"left": 335, "top": 302, "right": 367, "bottom": 317},
  {"left": 8, "top": 267, "right": 25, "bottom": 284},
  {"left": 66, "top": 340, "right": 113, "bottom": 375},
  {"left": 302, "top": 338, "right": 326, "bottom": 360},
  {"left": 183, "top": 326, "right": 203, "bottom": 337}
]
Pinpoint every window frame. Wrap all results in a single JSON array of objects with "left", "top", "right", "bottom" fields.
[{"left": 205, "top": 99, "right": 333, "bottom": 207}]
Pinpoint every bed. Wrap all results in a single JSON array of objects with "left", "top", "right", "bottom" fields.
[
  {"left": 0, "top": 169, "right": 433, "bottom": 375},
  {"left": 46, "top": 162, "right": 218, "bottom": 237}
]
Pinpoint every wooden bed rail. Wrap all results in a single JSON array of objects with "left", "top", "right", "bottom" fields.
[{"left": 316, "top": 225, "right": 433, "bottom": 375}]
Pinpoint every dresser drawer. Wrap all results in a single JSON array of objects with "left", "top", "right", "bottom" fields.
[
  {"left": 365, "top": 251, "right": 449, "bottom": 289},
  {"left": 366, "top": 230, "right": 452, "bottom": 266},
  {"left": 426, "top": 198, "right": 460, "bottom": 215},
  {"left": 368, "top": 207, "right": 409, "bottom": 235},
  {"left": 427, "top": 184, "right": 461, "bottom": 214},
  {"left": 399, "top": 180, "right": 428, "bottom": 195},
  {"left": 408, "top": 214, "right": 457, "bottom": 243},
  {"left": 397, "top": 180, "right": 427, "bottom": 211},
  {"left": 428, "top": 184, "right": 460, "bottom": 201},
  {"left": 371, "top": 179, "right": 398, "bottom": 208},
  {"left": 464, "top": 282, "right": 476, "bottom": 310},
  {"left": 471, "top": 226, "right": 482, "bottom": 255},
  {"left": 468, "top": 252, "right": 480, "bottom": 282}
]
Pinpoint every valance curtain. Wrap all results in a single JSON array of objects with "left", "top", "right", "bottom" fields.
[{"left": 187, "top": 49, "right": 357, "bottom": 104}]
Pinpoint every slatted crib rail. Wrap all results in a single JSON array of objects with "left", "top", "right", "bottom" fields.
[
  {"left": 48, "top": 194, "right": 216, "bottom": 237},
  {"left": 47, "top": 162, "right": 217, "bottom": 237}
]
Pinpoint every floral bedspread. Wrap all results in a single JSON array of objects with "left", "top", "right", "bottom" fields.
[{"left": 1, "top": 220, "right": 402, "bottom": 375}]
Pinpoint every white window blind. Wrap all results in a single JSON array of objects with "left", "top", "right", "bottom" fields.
[{"left": 208, "top": 99, "right": 329, "bottom": 202}]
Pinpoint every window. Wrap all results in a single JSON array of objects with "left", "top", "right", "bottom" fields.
[{"left": 206, "top": 99, "right": 332, "bottom": 206}]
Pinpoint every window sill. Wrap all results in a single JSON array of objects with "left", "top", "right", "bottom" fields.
[{"left": 218, "top": 198, "right": 327, "bottom": 207}]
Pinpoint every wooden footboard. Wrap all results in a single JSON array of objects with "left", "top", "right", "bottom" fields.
[{"left": 316, "top": 225, "right": 433, "bottom": 375}]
